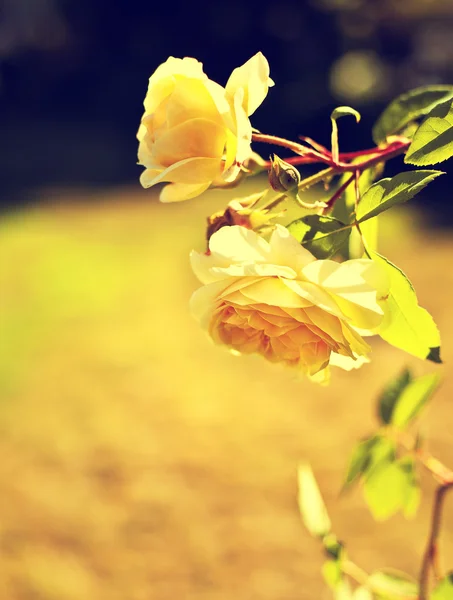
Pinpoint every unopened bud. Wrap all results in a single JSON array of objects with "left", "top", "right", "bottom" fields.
[{"left": 268, "top": 154, "right": 301, "bottom": 196}]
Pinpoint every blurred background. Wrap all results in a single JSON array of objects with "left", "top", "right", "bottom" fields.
[{"left": 1, "top": 0, "right": 453, "bottom": 599}]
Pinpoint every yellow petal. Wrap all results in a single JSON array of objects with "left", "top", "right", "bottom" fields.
[
  {"left": 303, "top": 258, "right": 388, "bottom": 315},
  {"left": 269, "top": 224, "right": 316, "bottom": 272},
  {"left": 208, "top": 225, "right": 271, "bottom": 263},
  {"left": 165, "top": 78, "right": 225, "bottom": 129},
  {"left": 308, "top": 367, "right": 331, "bottom": 385},
  {"left": 145, "top": 58, "right": 206, "bottom": 112},
  {"left": 282, "top": 279, "right": 343, "bottom": 317},
  {"left": 240, "top": 278, "right": 313, "bottom": 308},
  {"left": 329, "top": 353, "right": 370, "bottom": 371},
  {"left": 190, "top": 279, "right": 231, "bottom": 328},
  {"left": 139, "top": 168, "right": 162, "bottom": 188},
  {"left": 152, "top": 118, "right": 227, "bottom": 166},
  {"left": 160, "top": 182, "right": 211, "bottom": 203},
  {"left": 225, "top": 52, "right": 274, "bottom": 116},
  {"left": 212, "top": 263, "right": 296, "bottom": 279},
  {"left": 140, "top": 157, "right": 222, "bottom": 186}
]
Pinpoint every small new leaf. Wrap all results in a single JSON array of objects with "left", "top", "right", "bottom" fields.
[
  {"left": 343, "top": 436, "right": 381, "bottom": 489},
  {"left": 331, "top": 106, "right": 361, "bottom": 123},
  {"left": 371, "top": 252, "right": 441, "bottom": 362},
  {"left": 287, "top": 215, "right": 351, "bottom": 259},
  {"left": 391, "top": 372, "right": 441, "bottom": 428},
  {"left": 297, "top": 463, "right": 331, "bottom": 538},
  {"left": 367, "top": 569, "right": 418, "bottom": 599},
  {"left": 431, "top": 573, "right": 453, "bottom": 600},
  {"left": 372, "top": 85, "right": 453, "bottom": 144},
  {"left": 322, "top": 559, "right": 343, "bottom": 590},
  {"left": 356, "top": 170, "right": 443, "bottom": 223},
  {"left": 377, "top": 368, "right": 413, "bottom": 425},
  {"left": 405, "top": 98, "right": 453, "bottom": 165}
]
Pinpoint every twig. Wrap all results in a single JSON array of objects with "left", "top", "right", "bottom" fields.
[
  {"left": 342, "top": 560, "right": 369, "bottom": 586},
  {"left": 418, "top": 482, "right": 453, "bottom": 600},
  {"left": 321, "top": 173, "right": 354, "bottom": 214}
]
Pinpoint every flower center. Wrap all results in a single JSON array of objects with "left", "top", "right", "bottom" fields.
[{"left": 212, "top": 301, "right": 350, "bottom": 375}]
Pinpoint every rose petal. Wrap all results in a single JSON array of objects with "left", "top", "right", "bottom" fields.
[
  {"left": 160, "top": 182, "right": 211, "bottom": 203},
  {"left": 140, "top": 157, "right": 222, "bottom": 187},
  {"left": 225, "top": 52, "right": 274, "bottom": 116},
  {"left": 152, "top": 118, "right": 227, "bottom": 166},
  {"left": 190, "top": 279, "right": 232, "bottom": 327},
  {"left": 208, "top": 225, "right": 271, "bottom": 263},
  {"left": 269, "top": 224, "right": 316, "bottom": 272},
  {"left": 240, "top": 278, "right": 313, "bottom": 308},
  {"left": 329, "top": 353, "right": 370, "bottom": 371}
]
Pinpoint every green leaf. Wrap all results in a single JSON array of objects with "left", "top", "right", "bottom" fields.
[
  {"left": 287, "top": 215, "right": 351, "bottom": 259},
  {"left": 431, "top": 573, "right": 453, "bottom": 600},
  {"left": 371, "top": 252, "right": 441, "bottom": 362},
  {"left": 322, "top": 559, "right": 343, "bottom": 590},
  {"left": 366, "top": 436, "right": 396, "bottom": 476},
  {"left": 363, "top": 458, "right": 409, "bottom": 520},
  {"left": 343, "top": 436, "right": 381, "bottom": 489},
  {"left": 297, "top": 463, "right": 331, "bottom": 538},
  {"left": 364, "top": 456, "right": 420, "bottom": 520},
  {"left": 403, "top": 480, "right": 421, "bottom": 519},
  {"left": 398, "top": 457, "right": 421, "bottom": 518},
  {"left": 377, "top": 368, "right": 413, "bottom": 425},
  {"left": 349, "top": 216, "right": 379, "bottom": 259},
  {"left": 405, "top": 99, "right": 453, "bottom": 165},
  {"left": 372, "top": 85, "right": 453, "bottom": 144},
  {"left": 356, "top": 170, "right": 443, "bottom": 223},
  {"left": 391, "top": 372, "right": 441, "bottom": 428},
  {"left": 367, "top": 569, "right": 418, "bottom": 599}
]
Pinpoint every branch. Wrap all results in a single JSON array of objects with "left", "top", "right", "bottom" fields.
[
  {"left": 320, "top": 173, "right": 354, "bottom": 214},
  {"left": 418, "top": 482, "right": 453, "bottom": 600}
]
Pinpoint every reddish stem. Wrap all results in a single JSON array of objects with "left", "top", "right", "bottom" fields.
[
  {"left": 419, "top": 483, "right": 453, "bottom": 600},
  {"left": 321, "top": 173, "right": 354, "bottom": 214},
  {"left": 254, "top": 133, "right": 411, "bottom": 173}
]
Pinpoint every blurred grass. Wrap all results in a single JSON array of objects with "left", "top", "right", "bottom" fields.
[{"left": 0, "top": 184, "right": 452, "bottom": 600}]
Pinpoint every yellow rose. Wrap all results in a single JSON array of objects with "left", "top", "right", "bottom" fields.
[
  {"left": 137, "top": 53, "right": 273, "bottom": 203},
  {"left": 190, "top": 225, "right": 389, "bottom": 383}
]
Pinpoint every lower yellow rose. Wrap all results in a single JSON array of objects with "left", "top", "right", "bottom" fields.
[{"left": 190, "top": 225, "right": 389, "bottom": 383}]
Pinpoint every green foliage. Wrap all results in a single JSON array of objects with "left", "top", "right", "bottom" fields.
[
  {"left": 366, "top": 569, "right": 418, "bottom": 599},
  {"left": 391, "top": 373, "right": 441, "bottom": 429},
  {"left": 370, "top": 252, "right": 441, "bottom": 362},
  {"left": 287, "top": 215, "right": 350, "bottom": 258},
  {"left": 377, "top": 368, "right": 413, "bottom": 425},
  {"left": 343, "top": 435, "right": 382, "bottom": 488},
  {"left": 363, "top": 456, "right": 419, "bottom": 521},
  {"left": 372, "top": 85, "right": 453, "bottom": 144},
  {"left": 342, "top": 366, "right": 442, "bottom": 523},
  {"left": 431, "top": 573, "right": 453, "bottom": 600},
  {"left": 297, "top": 463, "right": 331, "bottom": 538},
  {"left": 405, "top": 98, "right": 453, "bottom": 166},
  {"left": 322, "top": 559, "right": 343, "bottom": 590},
  {"left": 356, "top": 170, "right": 443, "bottom": 223}
]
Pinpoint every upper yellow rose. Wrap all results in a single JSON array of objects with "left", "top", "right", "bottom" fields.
[
  {"left": 190, "top": 225, "right": 389, "bottom": 383},
  {"left": 137, "top": 53, "right": 274, "bottom": 203}
]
